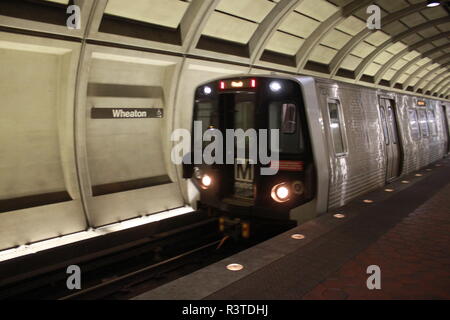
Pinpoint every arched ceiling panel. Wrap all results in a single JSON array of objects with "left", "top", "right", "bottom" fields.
[
  {"left": 378, "top": 37, "right": 450, "bottom": 84},
  {"left": 355, "top": 17, "right": 450, "bottom": 80},
  {"left": 3, "top": 0, "right": 449, "bottom": 100},
  {"left": 414, "top": 62, "right": 450, "bottom": 91},
  {"left": 215, "top": 0, "right": 275, "bottom": 23},
  {"left": 295, "top": 0, "right": 339, "bottom": 21},
  {"left": 201, "top": 11, "right": 259, "bottom": 44},
  {"left": 96, "top": 0, "right": 450, "bottom": 99},
  {"left": 295, "top": 0, "right": 374, "bottom": 70},
  {"left": 440, "top": 84, "right": 450, "bottom": 96},
  {"left": 329, "top": 2, "right": 426, "bottom": 75},
  {"left": 404, "top": 54, "right": 450, "bottom": 88},
  {"left": 438, "top": 81, "right": 450, "bottom": 94},
  {"left": 265, "top": 32, "right": 304, "bottom": 56},
  {"left": 200, "top": 0, "right": 277, "bottom": 45},
  {"left": 248, "top": 0, "right": 302, "bottom": 63},
  {"left": 104, "top": 0, "right": 190, "bottom": 29},
  {"left": 426, "top": 74, "right": 450, "bottom": 93}
]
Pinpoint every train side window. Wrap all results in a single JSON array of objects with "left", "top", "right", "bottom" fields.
[
  {"left": 327, "top": 100, "right": 346, "bottom": 155},
  {"left": 380, "top": 107, "right": 390, "bottom": 145},
  {"left": 418, "top": 109, "right": 430, "bottom": 137},
  {"left": 269, "top": 102, "right": 303, "bottom": 154},
  {"left": 387, "top": 107, "right": 399, "bottom": 144},
  {"left": 426, "top": 110, "right": 437, "bottom": 136},
  {"left": 408, "top": 109, "right": 420, "bottom": 140}
]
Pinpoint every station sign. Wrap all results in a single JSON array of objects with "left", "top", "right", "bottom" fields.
[{"left": 91, "top": 108, "right": 164, "bottom": 119}]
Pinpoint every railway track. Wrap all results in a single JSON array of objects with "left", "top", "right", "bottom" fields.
[
  {"left": 59, "top": 239, "right": 224, "bottom": 300},
  {"left": 1, "top": 211, "right": 294, "bottom": 300}
]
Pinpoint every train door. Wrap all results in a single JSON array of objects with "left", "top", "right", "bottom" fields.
[
  {"left": 379, "top": 98, "right": 402, "bottom": 182},
  {"left": 223, "top": 92, "right": 256, "bottom": 200},
  {"left": 442, "top": 105, "right": 450, "bottom": 153}
]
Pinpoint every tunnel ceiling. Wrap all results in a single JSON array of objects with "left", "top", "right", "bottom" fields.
[{"left": 3, "top": 0, "right": 450, "bottom": 99}]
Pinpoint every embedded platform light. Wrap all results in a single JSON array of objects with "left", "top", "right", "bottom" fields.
[
  {"left": 271, "top": 183, "right": 290, "bottom": 203},
  {"left": 291, "top": 234, "right": 305, "bottom": 240},
  {"left": 385, "top": 188, "right": 395, "bottom": 192},
  {"left": 401, "top": 180, "right": 410, "bottom": 184},
  {"left": 227, "top": 263, "right": 244, "bottom": 272},
  {"left": 270, "top": 81, "right": 282, "bottom": 92},
  {"left": 426, "top": 0, "right": 440, "bottom": 7},
  {"left": 203, "top": 86, "right": 212, "bottom": 95},
  {"left": 363, "top": 200, "right": 374, "bottom": 204},
  {"left": 202, "top": 175, "right": 212, "bottom": 188},
  {"left": 333, "top": 214, "right": 346, "bottom": 219},
  {"left": 415, "top": 173, "right": 423, "bottom": 177}
]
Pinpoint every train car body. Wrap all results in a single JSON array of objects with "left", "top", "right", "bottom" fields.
[
  {"left": 315, "top": 78, "right": 448, "bottom": 213},
  {"left": 185, "top": 75, "right": 450, "bottom": 223}
]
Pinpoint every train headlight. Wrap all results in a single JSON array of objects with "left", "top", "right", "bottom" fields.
[
  {"left": 203, "top": 86, "right": 212, "bottom": 95},
  {"left": 277, "top": 186, "right": 289, "bottom": 199},
  {"left": 269, "top": 81, "right": 282, "bottom": 92},
  {"left": 271, "top": 183, "right": 290, "bottom": 203},
  {"left": 202, "top": 175, "right": 212, "bottom": 188}
]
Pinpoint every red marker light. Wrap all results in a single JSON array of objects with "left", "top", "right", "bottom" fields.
[
  {"left": 251, "top": 79, "right": 256, "bottom": 88},
  {"left": 220, "top": 81, "right": 225, "bottom": 90}
]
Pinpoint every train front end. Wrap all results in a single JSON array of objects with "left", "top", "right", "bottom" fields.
[{"left": 183, "top": 76, "right": 316, "bottom": 224}]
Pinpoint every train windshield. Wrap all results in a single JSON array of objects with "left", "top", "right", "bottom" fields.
[
  {"left": 230, "top": 93, "right": 255, "bottom": 151},
  {"left": 194, "top": 82, "right": 305, "bottom": 155},
  {"left": 233, "top": 94, "right": 255, "bottom": 132},
  {"left": 194, "top": 101, "right": 219, "bottom": 129},
  {"left": 194, "top": 92, "right": 256, "bottom": 132}
]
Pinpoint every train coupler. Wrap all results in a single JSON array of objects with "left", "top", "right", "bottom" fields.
[{"left": 219, "top": 216, "right": 251, "bottom": 240}]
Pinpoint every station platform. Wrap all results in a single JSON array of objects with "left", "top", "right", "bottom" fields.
[{"left": 134, "top": 158, "right": 450, "bottom": 300}]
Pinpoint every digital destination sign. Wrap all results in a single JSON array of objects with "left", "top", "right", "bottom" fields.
[
  {"left": 417, "top": 100, "right": 426, "bottom": 106},
  {"left": 219, "top": 79, "right": 257, "bottom": 90}
]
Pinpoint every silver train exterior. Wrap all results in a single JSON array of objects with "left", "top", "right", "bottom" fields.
[{"left": 289, "top": 76, "right": 449, "bottom": 223}]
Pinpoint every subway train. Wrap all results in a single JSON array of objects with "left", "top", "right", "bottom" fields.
[{"left": 183, "top": 75, "right": 450, "bottom": 223}]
